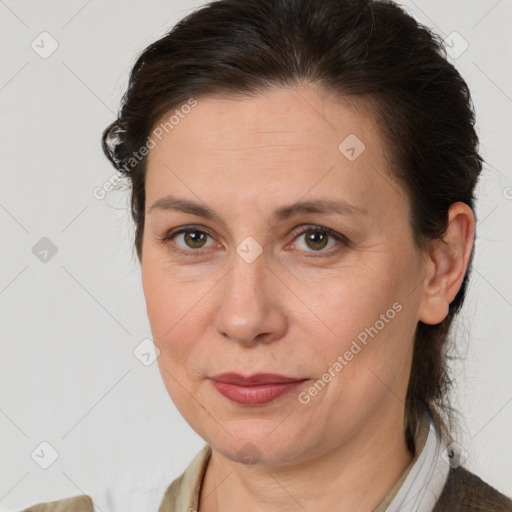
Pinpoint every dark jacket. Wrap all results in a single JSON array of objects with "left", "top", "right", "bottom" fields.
[{"left": 432, "top": 465, "right": 512, "bottom": 511}]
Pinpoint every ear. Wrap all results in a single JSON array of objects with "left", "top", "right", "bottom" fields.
[{"left": 418, "top": 202, "right": 475, "bottom": 325}]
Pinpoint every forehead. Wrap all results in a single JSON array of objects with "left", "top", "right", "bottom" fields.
[
  {"left": 149, "top": 86, "right": 377, "bottom": 151},
  {"left": 144, "top": 86, "right": 406, "bottom": 224}
]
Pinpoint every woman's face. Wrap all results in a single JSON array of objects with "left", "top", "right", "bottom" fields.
[{"left": 141, "top": 85, "right": 430, "bottom": 466}]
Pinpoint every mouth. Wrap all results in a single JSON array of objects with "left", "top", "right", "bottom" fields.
[{"left": 208, "top": 373, "right": 309, "bottom": 406}]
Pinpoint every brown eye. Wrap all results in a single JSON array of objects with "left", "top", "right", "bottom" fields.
[
  {"left": 302, "top": 229, "right": 329, "bottom": 251},
  {"left": 182, "top": 230, "right": 209, "bottom": 249},
  {"left": 291, "top": 225, "right": 350, "bottom": 257},
  {"left": 161, "top": 226, "right": 216, "bottom": 256}
]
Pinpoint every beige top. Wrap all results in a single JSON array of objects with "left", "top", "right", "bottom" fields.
[{"left": 157, "top": 413, "right": 431, "bottom": 512}]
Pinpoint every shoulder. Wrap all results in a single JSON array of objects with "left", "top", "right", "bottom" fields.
[
  {"left": 20, "top": 494, "right": 93, "bottom": 512},
  {"left": 157, "top": 473, "right": 185, "bottom": 512},
  {"left": 434, "top": 465, "right": 512, "bottom": 511}
]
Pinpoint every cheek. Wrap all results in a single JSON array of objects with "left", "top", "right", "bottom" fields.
[
  {"left": 146, "top": 275, "right": 201, "bottom": 411},
  {"left": 141, "top": 268, "right": 168, "bottom": 339},
  {"left": 306, "top": 306, "right": 413, "bottom": 434},
  {"left": 317, "top": 296, "right": 409, "bottom": 386},
  {"left": 304, "top": 265, "right": 414, "bottom": 395},
  {"left": 302, "top": 267, "right": 402, "bottom": 346},
  {"left": 142, "top": 252, "right": 187, "bottom": 331},
  {"left": 142, "top": 262, "right": 209, "bottom": 372}
]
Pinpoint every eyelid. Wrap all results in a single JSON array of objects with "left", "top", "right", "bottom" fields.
[
  {"left": 288, "top": 224, "right": 351, "bottom": 257},
  {"left": 290, "top": 224, "right": 350, "bottom": 245},
  {"left": 160, "top": 225, "right": 219, "bottom": 256}
]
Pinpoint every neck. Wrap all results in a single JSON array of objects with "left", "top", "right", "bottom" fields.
[{"left": 199, "top": 405, "right": 414, "bottom": 512}]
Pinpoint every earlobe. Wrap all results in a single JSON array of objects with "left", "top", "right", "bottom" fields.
[{"left": 418, "top": 202, "right": 475, "bottom": 325}]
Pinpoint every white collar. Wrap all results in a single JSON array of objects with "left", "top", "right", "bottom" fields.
[{"left": 383, "top": 415, "right": 451, "bottom": 512}]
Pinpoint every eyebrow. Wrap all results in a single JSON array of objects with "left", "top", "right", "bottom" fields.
[{"left": 148, "top": 196, "right": 369, "bottom": 223}]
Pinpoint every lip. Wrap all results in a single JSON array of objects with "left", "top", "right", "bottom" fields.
[
  {"left": 208, "top": 373, "right": 308, "bottom": 406},
  {"left": 209, "top": 372, "right": 305, "bottom": 385}
]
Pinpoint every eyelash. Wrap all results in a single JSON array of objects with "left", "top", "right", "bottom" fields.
[{"left": 158, "top": 224, "right": 350, "bottom": 258}]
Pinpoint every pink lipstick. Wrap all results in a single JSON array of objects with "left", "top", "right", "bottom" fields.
[{"left": 209, "top": 373, "right": 307, "bottom": 405}]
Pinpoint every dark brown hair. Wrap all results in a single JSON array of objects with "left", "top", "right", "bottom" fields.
[{"left": 102, "top": 0, "right": 482, "bottom": 454}]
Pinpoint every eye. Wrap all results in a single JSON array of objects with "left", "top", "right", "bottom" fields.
[
  {"left": 158, "top": 224, "right": 350, "bottom": 258},
  {"left": 160, "top": 226, "right": 217, "bottom": 256},
  {"left": 289, "top": 225, "right": 350, "bottom": 257}
]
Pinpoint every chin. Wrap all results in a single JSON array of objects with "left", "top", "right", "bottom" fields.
[{"left": 204, "top": 421, "right": 309, "bottom": 467}]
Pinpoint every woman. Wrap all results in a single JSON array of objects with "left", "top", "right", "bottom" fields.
[{"left": 23, "top": 0, "right": 512, "bottom": 510}]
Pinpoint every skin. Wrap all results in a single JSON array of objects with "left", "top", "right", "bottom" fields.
[{"left": 141, "top": 85, "right": 475, "bottom": 512}]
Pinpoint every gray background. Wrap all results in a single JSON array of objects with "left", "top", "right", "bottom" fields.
[{"left": 1, "top": 0, "right": 511, "bottom": 509}]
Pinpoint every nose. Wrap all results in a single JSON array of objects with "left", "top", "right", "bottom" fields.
[{"left": 213, "top": 249, "right": 288, "bottom": 347}]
